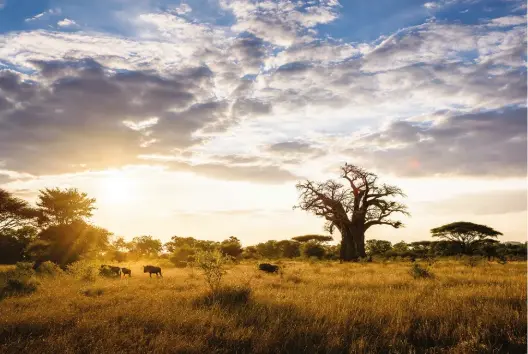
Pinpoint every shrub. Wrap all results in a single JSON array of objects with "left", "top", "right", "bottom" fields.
[
  {"left": 301, "top": 241, "right": 326, "bottom": 259},
  {"left": 196, "top": 285, "right": 251, "bottom": 307},
  {"left": 67, "top": 260, "right": 99, "bottom": 282},
  {"left": 195, "top": 249, "right": 228, "bottom": 292},
  {"left": 409, "top": 263, "right": 433, "bottom": 279},
  {"left": 462, "top": 256, "right": 482, "bottom": 268},
  {"left": 35, "top": 261, "right": 63, "bottom": 277},
  {"left": 81, "top": 286, "right": 105, "bottom": 297},
  {"left": 0, "top": 267, "right": 39, "bottom": 299}
]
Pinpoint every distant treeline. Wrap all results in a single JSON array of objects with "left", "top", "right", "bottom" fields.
[{"left": 0, "top": 187, "right": 526, "bottom": 267}]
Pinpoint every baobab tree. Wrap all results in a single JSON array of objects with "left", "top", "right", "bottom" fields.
[{"left": 294, "top": 164, "right": 409, "bottom": 261}]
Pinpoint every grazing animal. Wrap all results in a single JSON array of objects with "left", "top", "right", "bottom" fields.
[
  {"left": 143, "top": 265, "right": 162, "bottom": 277},
  {"left": 100, "top": 265, "right": 121, "bottom": 277},
  {"left": 258, "top": 263, "right": 280, "bottom": 274},
  {"left": 121, "top": 268, "right": 132, "bottom": 277}
]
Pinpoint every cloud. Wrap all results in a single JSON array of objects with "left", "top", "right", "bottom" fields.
[
  {"left": 221, "top": 0, "right": 340, "bottom": 46},
  {"left": 0, "top": 59, "right": 227, "bottom": 174},
  {"left": 487, "top": 15, "right": 526, "bottom": 27},
  {"left": 57, "top": 18, "right": 78, "bottom": 28},
  {"left": 345, "top": 107, "right": 527, "bottom": 177},
  {"left": 267, "top": 141, "right": 320, "bottom": 155},
  {"left": 420, "top": 189, "right": 527, "bottom": 215},
  {"left": 169, "top": 161, "right": 300, "bottom": 184}
]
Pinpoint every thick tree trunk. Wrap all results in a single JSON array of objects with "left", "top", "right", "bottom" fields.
[{"left": 339, "top": 222, "right": 368, "bottom": 261}]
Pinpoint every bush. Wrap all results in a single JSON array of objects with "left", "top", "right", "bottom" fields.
[
  {"left": 462, "top": 256, "right": 482, "bottom": 268},
  {"left": 35, "top": 261, "right": 63, "bottom": 277},
  {"left": 67, "top": 260, "right": 99, "bottom": 282},
  {"left": 409, "top": 263, "right": 433, "bottom": 279},
  {"left": 196, "top": 249, "right": 228, "bottom": 292},
  {"left": 80, "top": 286, "right": 105, "bottom": 297},
  {"left": 195, "top": 285, "right": 251, "bottom": 307},
  {"left": 0, "top": 267, "right": 39, "bottom": 299},
  {"left": 301, "top": 241, "right": 326, "bottom": 259}
]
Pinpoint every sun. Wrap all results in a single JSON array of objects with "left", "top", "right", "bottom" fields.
[{"left": 98, "top": 172, "right": 135, "bottom": 205}]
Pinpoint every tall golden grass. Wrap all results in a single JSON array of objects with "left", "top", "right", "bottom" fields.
[{"left": 0, "top": 260, "right": 526, "bottom": 353}]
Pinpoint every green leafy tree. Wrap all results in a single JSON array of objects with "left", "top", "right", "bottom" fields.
[
  {"left": 27, "top": 220, "right": 111, "bottom": 266},
  {"left": 255, "top": 240, "right": 282, "bottom": 259},
  {"left": 37, "top": 188, "right": 96, "bottom": 226},
  {"left": 0, "top": 189, "right": 39, "bottom": 233},
  {"left": 301, "top": 241, "right": 326, "bottom": 259},
  {"left": 220, "top": 236, "right": 243, "bottom": 258},
  {"left": 431, "top": 222, "right": 502, "bottom": 254},
  {"left": 0, "top": 226, "right": 38, "bottom": 264},
  {"left": 277, "top": 240, "right": 301, "bottom": 258},
  {"left": 295, "top": 164, "right": 409, "bottom": 261},
  {"left": 130, "top": 235, "right": 163, "bottom": 257},
  {"left": 366, "top": 240, "right": 392, "bottom": 256}
]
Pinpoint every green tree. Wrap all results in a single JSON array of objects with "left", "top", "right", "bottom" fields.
[
  {"left": 277, "top": 240, "right": 301, "bottom": 258},
  {"left": 27, "top": 220, "right": 111, "bottom": 266},
  {"left": 301, "top": 241, "right": 326, "bottom": 259},
  {"left": 37, "top": 188, "right": 96, "bottom": 226},
  {"left": 130, "top": 235, "right": 163, "bottom": 257},
  {"left": 0, "top": 226, "right": 38, "bottom": 264},
  {"left": 431, "top": 222, "right": 502, "bottom": 254},
  {"left": 295, "top": 164, "right": 409, "bottom": 261},
  {"left": 0, "top": 189, "right": 39, "bottom": 232},
  {"left": 366, "top": 240, "right": 392, "bottom": 256},
  {"left": 220, "top": 236, "right": 243, "bottom": 258}
]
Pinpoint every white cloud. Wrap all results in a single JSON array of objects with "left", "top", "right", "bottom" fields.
[{"left": 57, "top": 18, "right": 78, "bottom": 28}]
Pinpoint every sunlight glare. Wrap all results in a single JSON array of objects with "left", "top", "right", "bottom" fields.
[{"left": 97, "top": 172, "right": 135, "bottom": 205}]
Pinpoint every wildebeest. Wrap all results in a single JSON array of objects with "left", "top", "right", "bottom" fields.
[
  {"left": 143, "top": 265, "right": 162, "bottom": 277},
  {"left": 121, "top": 268, "right": 132, "bottom": 277},
  {"left": 100, "top": 265, "right": 121, "bottom": 277},
  {"left": 258, "top": 263, "right": 280, "bottom": 274}
]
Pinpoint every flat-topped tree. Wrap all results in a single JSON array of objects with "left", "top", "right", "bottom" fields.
[
  {"left": 431, "top": 222, "right": 502, "bottom": 254},
  {"left": 295, "top": 163, "right": 409, "bottom": 261},
  {"left": 291, "top": 235, "right": 333, "bottom": 243}
]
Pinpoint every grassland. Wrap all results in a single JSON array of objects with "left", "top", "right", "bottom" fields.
[{"left": 0, "top": 260, "right": 526, "bottom": 353}]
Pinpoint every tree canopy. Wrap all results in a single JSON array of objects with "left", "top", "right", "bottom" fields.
[
  {"left": 37, "top": 188, "right": 96, "bottom": 226},
  {"left": 431, "top": 221, "right": 502, "bottom": 252},
  {"left": 291, "top": 235, "right": 333, "bottom": 243},
  {"left": 0, "top": 189, "right": 39, "bottom": 232}
]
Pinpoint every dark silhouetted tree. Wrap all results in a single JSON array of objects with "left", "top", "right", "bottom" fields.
[
  {"left": 0, "top": 189, "right": 39, "bottom": 232},
  {"left": 37, "top": 188, "right": 96, "bottom": 226},
  {"left": 431, "top": 222, "right": 502, "bottom": 254},
  {"left": 291, "top": 235, "right": 333, "bottom": 243},
  {"left": 0, "top": 226, "right": 38, "bottom": 264},
  {"left": 301, "top": 241, "right": 326, "bottom": 259},
  {"left": 277, "top": 240, "right": 301, "bottom": 258},
  {"left": 295, "top": 164, "right": 409, "bottom": 261}
]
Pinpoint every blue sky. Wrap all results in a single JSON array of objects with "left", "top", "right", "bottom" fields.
[{"left": 0, "top": 0, "right": 526, "bottom": 244}]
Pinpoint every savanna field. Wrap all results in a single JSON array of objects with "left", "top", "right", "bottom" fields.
[{"left": 0, "top": 260, "right": 526, "bottom": 354}]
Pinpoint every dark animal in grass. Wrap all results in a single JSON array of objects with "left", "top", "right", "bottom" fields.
[
  {"left": 258, "top": 263, "right": 280, "bottom": 274},
  {"left": 100, "top": 265, "right": 121, "bottom": 277},
  {"left": 121, "top": 268, "right": 132, "bottom": 277},
  {"left": 143, "top": 265, "right": 162, "bottom": 277}
]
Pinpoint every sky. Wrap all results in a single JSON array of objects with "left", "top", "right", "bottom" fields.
[{"left": 0, "top": 0, "right": 526, "bottom": 245}]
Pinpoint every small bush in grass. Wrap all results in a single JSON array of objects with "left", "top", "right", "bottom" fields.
[
  {"left": 0, "top": 267, "right": 39, "bottom": 299},
  {"left": 81, "top": 286, "right": 105, "bottom": 297},
  {"left": 462, "top": 256, "right": 482, "bottom": 268},
  {"left": 36, "top": 261, "right": 64, "bottom": 277},
  {"left": 67, "top": 260, "right": 99, "bottom": 282},
  {"left": 409, "top": 263, "right": 434, "bottom": 279},
  {"left": 196, "top": 249, "right": 228, "bottom": 293},
  {"left": 195, "top": 285, "right": 251, "bottom": 307}
]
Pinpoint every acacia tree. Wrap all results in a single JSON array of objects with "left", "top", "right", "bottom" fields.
[
  {"left": 0, "top": 189, "right": 39, "bottom": 232},
  {"left": 295, "top": 164, "right": 409, "bottom": 261},
  {"left": 37, "top": 188, "right": 96, "bottom": 226},
  {"left": 431, "top": 221, "right": 502, "bottom": 254}
]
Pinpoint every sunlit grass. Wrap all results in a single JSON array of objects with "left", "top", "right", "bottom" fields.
[{"left": 0, "top": 261, "right": 525, "bottom": 353}]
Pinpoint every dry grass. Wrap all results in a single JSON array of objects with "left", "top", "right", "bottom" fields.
[{"left": 0, "top": 260, "right": 525, "bottom": 353}]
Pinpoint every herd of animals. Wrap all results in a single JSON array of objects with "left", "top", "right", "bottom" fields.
[{"left": 98, "top": 263, "right": 280, "bottom": 278}]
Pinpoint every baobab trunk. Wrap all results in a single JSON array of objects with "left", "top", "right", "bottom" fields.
[{"left": 339, "top": 223, "right": 367, "bottom": 261}]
